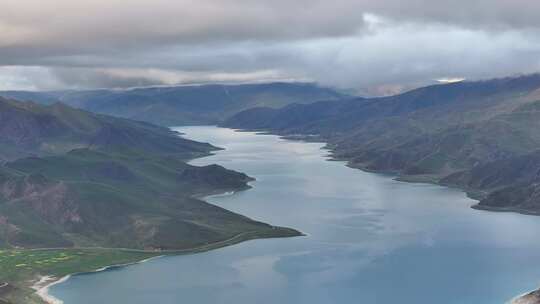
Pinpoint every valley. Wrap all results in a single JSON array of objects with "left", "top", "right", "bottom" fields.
[
  {"left": 2, "top": 2, "right": 539, "bottom": 303},
  {"left": 223, "top": 74, "right": 540, "bottom": 216},
  {"left": 2, "top": 74, "right": 540, "bottom": 303}
]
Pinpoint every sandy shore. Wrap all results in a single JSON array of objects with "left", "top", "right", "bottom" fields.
[
  {"left": 32, "top": 256, "right": 164, "bottom": 304},
  {"left": 32, "top": 275, "right": 70, "bottom": 304}
]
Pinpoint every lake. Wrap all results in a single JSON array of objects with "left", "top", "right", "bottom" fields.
[{"left": 50, "top": 126, "right": 540, "bottom": 304}]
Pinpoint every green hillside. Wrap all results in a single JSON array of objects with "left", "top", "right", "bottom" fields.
[
  {"left": 0, "top": 97, "right": 300, "bottom": 304},
  {"left": 0, "top": 149, "right": 298, "bottom": 249},
  {"left": 0, "top": 97, "right": 300, "bottom": 250}
]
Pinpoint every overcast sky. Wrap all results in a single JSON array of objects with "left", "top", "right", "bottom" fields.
[{"left": 1, "top": 0, "right": 540, "bottom": 94}]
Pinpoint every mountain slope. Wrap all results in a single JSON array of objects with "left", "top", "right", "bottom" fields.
[
  {"left": 0, "top": 98, "right": 300, "bottom": 249},
  {"left": 223, "top": 74, "right": 540, "bottom": 214},
  {"left": 0, "top": 149, "right": 298, "bottom": 249},
  {"left": 0, "top": 83, "right": 346, "bottom": 126},
  {"left": 0, "top": 97, "right": 212, "bottom": 162}
]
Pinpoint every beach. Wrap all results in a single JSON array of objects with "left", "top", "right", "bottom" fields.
[{"left": 33, "top": 256, "right": 164, "bottom": 304}]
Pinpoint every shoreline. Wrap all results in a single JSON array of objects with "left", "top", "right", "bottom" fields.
[
  {"left": 29, "top": 228, "right": 301, "bottom": 304},
  {"left": 33, "top": 275, "right": 71, "bottom": 304},
  {"left": 33, "top": 255, "right": 164, "bottom": 304},
  {"left": 324, "top": 137, "right": 540, "bottom": 304},
  {"left": 22, "top": 181, "right": 301, "bottom": 304}
]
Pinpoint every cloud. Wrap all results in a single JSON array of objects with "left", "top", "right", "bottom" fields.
[
  {"left": 362, "top": 0, "right": 540, "bottom": 30},
  {"left": 1, "top": 1, "right": 540, "bottom": 91},
  {"left": 0, "top": 0, "right": 368, "bottom": 56},
  {"left": 48, "top": 67, "right": 289, "bottom": 89},
  {"left": 0, "top": 66, "right": 62, "bottom": 90}
]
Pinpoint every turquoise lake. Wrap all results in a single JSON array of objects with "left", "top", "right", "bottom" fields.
[{"left": 50, "top": 126, "right": 540, "bottom": 303}]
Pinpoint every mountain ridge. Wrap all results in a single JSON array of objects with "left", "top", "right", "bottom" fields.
[
  {"left": 0, "top": 82, "right": 347, "bottom": 126},
  {"left": 223, "top": 74, "right": 540, "bottom": 214}
]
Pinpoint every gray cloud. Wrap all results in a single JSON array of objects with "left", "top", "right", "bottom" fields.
[
  {"left": 364, "top": 0, "right": 540, "bottom": 30},
  {"left": 1, "top": 0, "right": 540, "bottom": 92}
]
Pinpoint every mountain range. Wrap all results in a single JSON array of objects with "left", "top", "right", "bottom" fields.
[
  {"left": 0, "top": 83, "right": 346, "bottom": 126},
  {"left": 223, "top": 74, "right": 540, "bottom": 214},
  {"left": 4, "top": 73, "right": 540, "bottom": 249}
]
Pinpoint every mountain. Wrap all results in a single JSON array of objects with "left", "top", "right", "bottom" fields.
[
  {"left": 0, "top": 97, "right": 212, "bottom": 162},
  {"left": 0, "top": 98, "right": 299, "bottom": 249},
  {"left": 0, "top": 83, "right": 346, "bottom": 126},
  {"left": 223, "top": 74, "right": 540, "bottom": 214},
  {"left": 442, "top": 150, "right": 540, "bottom": 214}
]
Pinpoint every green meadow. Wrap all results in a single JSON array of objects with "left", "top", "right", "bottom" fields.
[{"left": 0, "top": 249, "right": 160, "bottom": 304}]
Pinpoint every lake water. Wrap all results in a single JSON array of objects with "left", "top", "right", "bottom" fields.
[{"left": 50, "top": 126, "right": 540, "bottom": 304}]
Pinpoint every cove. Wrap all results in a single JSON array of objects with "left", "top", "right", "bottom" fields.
[{"left": 49, "top": 126, "right": 540, "bottom": 304}]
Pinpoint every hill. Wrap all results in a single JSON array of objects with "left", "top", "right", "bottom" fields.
[
  {"left": 0, "top": 98, "right": 300, "bottom": 249},
  {"left": 0, "top": 149, "right": 298, "bottom": 249},
  {"left": 0, "top": 97, "right": 212, "bottom": 162},
  {"left": 223, "top": 74, "right": 540, "bottom": 214},
  {"left": 0, "top": 83, "right": 346, "bottom": 126}
]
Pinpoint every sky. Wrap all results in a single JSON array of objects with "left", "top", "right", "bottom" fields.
[{"left": 1, "top": 0, "right": 540, "bottom": 94}]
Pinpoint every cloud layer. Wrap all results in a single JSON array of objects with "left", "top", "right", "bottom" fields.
[{"left": 1, "top": 0, "right": 540, "bottom": 92}]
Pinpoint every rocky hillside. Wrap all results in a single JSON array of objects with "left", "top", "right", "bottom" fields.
[{"left": 224, "top": 74, "right": 540, "bottom": 214}]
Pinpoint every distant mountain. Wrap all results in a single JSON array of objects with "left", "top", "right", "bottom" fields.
[
  {"left": 0, "top": 98, "right": 299, "bottom": 249},
  {"left": 0, "top": 97, "right": 212, "bottom": 162},
  {"left": 223, "top": 74, "right": 540, "bottom": 214},
  {"left": 0, "top": 83, "right": 347, "bottom": 126}
]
